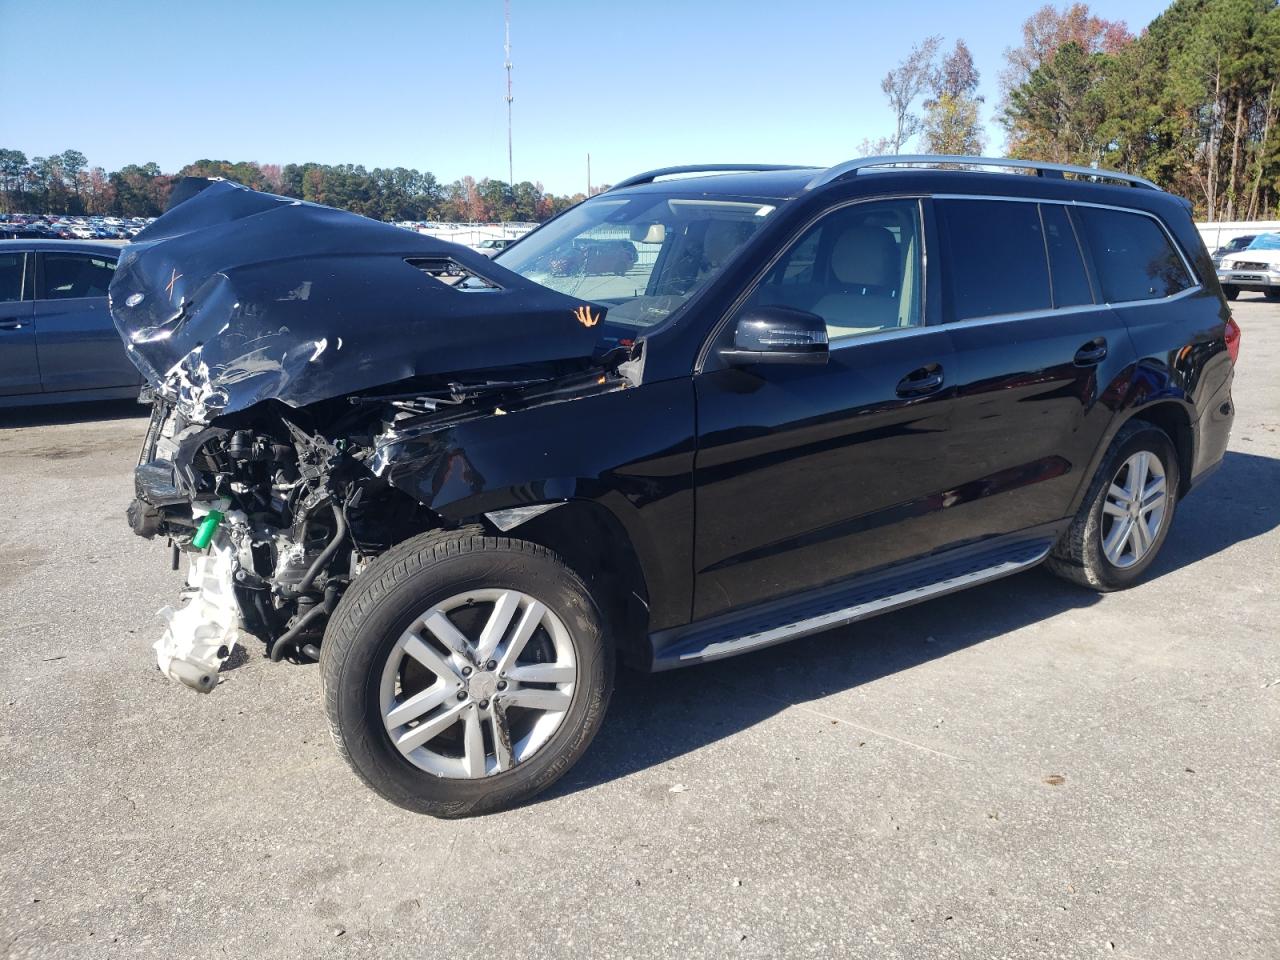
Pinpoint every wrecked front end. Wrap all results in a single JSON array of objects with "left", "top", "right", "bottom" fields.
[{"left": 116, "top": 179, "right": 638, "bottom": 691}]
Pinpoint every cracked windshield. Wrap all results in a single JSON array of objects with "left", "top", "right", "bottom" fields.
[{"left": 492, "top": 193, "right": 775, "bottom": 327}]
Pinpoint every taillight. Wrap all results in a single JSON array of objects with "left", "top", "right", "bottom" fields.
[{"left": 1224, "top": 315, "right": 1242, "bottom": 365}]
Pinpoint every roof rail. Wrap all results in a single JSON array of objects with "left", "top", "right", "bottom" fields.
[
  {"left": 610, "top": 164, "right": 810, "bottom": 192},
  {"left": 805, "top": 155, "right": 1160, "bottom": 192}
]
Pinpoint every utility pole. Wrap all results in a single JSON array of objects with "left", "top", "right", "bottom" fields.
[
  {"left": 586, "top": 153, "right": 591, "bottom": 197},
  {"left": 504, "top": 0, "right": 514, "bottom": 188}
]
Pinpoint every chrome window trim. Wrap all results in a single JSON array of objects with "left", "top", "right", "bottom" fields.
[
  {"left": 696, "top": 192, "right": 1203, "bottom": 369},
  {"left": 829, "top": 285, "right": 1202, "bottom": 350}
]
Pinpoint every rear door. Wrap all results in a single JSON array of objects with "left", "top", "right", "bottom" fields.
[
  {"left": 34, "top": 249, "right": 138, "bottom": 392},
  {"left": 0, "top": 250, "right": 39, "bottom": 396},
  {"left": 934, "top": 197, "right": 1135, "bottom": 541}
]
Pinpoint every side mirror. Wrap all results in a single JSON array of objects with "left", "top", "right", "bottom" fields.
[{"left": 719, "top": 306, "right": 829, "bottom": 366}]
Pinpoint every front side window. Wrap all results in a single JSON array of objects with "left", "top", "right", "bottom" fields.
[
  {"left": 1074, "top": 207, "right": 1193, "bottom": 302},
  {"left": 493, "top": 193, "right": 775, "bottom": 329},
  {"left": 40, "top": 253, "right": 116, "bottom": 300},
  {"left": 740, "top": 198, "right": 924, "bottom": 341},
  {"left": 938, "top": 199, "right": 1051, "bottom": 320},
  {"left": 0, "top": 252, "right": 24, "bottom": 302}
]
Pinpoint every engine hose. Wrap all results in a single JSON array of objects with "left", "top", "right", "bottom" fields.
[
  {"left": 269, "top": 603, "right": 329, "bottom": 662},
  {"left": 293, "top": 502, "right": 348, "bottom": 597},
  {"left": 270, "top": 584, "right": 340, "bottom": 662}
]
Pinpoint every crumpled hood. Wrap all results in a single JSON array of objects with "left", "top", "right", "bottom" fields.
[{"left": 110, "top": 178, "right": 613, "bottom": 419}]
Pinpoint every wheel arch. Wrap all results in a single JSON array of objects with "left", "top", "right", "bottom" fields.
[
  {"left": 486, "top": 500, "right": 654, "bottom": 669},
  {"left": 1073, "top": 397, "right": 1195, "bottom": 515}
]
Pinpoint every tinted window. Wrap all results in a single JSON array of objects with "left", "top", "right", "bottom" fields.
[
  {"left": 1075, "top": 207, "right": 1192, "bottom": 302},
  {"left": 746, "top": 199, "right": 923, "bottom": 340},
  {"left": 0, "top": 252, "right": 23, "bottom": 302},
  {"left": 1040, "top": 204, "right": 1093, "bottom": 307},
  {"left": 40, "top": 253, "right": 116, "bottom": 300},
  {"left": 938, "top": 200, "right": 1050, "bottom": 320}
]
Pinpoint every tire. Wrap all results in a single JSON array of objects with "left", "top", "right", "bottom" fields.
[
  {"left": 1222, "top": 285, "right": 1240, "bottom": 301},
  {"left": 321, "top": 529, "right": 613, "bottom": 817},
  {"left": 1047, "top": 420, "right": 1179, "bottom": 592},
  {"left": 1265, "top": 289, "right": 1280, "bottom": 302}
]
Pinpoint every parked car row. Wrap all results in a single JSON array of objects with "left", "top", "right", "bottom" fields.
[{"left": 0, "top": 214, "right": 153, "bottom": 241}]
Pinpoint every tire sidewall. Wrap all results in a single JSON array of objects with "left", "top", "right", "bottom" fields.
[
  {"left": 1079, "top": 425, "right": 1179, "bottom": 589},
  {"left": 324, "top": 538, "right": 611, "bottom": 817}
]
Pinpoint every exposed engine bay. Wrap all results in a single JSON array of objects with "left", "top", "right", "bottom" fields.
[{"left": 116, "top": 177, "right": 643, "bottom": 690}]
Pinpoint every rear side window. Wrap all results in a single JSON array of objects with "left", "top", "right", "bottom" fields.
[
  {"left": 39, "top": 253, "right": 116, "bottom": 300},
  {"left": 1074, "top": 207, "right": 1193, "bottom": 302},
  {"left": 937, "top": 199, "right": 1050, "bottom": 320},
  {"left": 0, "top": 252, "right": 23, "bottom": 302},
  {"left": 1040, "top": 204, "right": 1093, "bottom": 307}
]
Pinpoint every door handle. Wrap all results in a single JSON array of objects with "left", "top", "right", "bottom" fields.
[
  {"left": 1074, "top": 337, "right": 1108, "bottom": 366},
  {"left": 896, "top": 363, "right": 945, "bottom": 397},
  {"left": 0, "top": 320, "right": 26, "bottom": 331}
]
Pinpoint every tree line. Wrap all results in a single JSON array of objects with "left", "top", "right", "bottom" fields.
[
  {"left": 0, "top": 151, "right": 596, "bottom": 223},
  {"left": 870, "top": 0, "right": 1280, "bottom": 220}
]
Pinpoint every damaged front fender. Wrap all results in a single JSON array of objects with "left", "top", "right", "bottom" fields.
[{"left": 372, "top": 376, "right": 699, "bottom": 631}]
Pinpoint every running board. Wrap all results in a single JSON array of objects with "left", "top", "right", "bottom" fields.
[{"left": 648, "top": 535, "right": 1056, "bottom": 671}]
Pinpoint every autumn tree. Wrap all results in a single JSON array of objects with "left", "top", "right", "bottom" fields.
[
  {"left": 922, "top": 40, "right": 985, "bottom": 155},
  {"left": 880, "top": 36, "right": 942, "bottom": 154}
]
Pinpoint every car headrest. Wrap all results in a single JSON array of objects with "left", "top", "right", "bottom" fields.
[{"left": 830, "top": 225, "right": 897, "bottom": 287}]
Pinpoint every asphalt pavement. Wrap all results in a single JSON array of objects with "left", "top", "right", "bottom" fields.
[{"left": 1, "top": 297, "right": 1277, "bottom": 960}]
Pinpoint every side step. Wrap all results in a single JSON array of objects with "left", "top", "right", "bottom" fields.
[{"left": 649, "top": 534, "right": 1057, "bottom": 671}]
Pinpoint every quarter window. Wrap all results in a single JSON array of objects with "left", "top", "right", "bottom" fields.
[
  {"left": 937, "top": 199, "right": 1050, "bottom": 320},
  {"left": 39, "top": 253, "right": 116, "bottom": 300},
  {"left": 743, "top": 199, "right": 923, "bottom": 341},
  {"left": 1074, "top": 207, "right": 1193, "bottom": 302},
  {"left": 0, "top": 252, "right": 24, "bottom": 302}
]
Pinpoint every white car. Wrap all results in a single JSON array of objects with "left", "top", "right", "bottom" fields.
[
  {"left": 69, "top": 224, "right": 96, "bottom": 239},
  {"left": 1217, "top": 233, "right": 1280, "bottom": 301}
]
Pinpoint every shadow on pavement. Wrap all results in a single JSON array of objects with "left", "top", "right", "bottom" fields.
[{"left": 543, "top": 448, "right": 1279, "bottom": 803}]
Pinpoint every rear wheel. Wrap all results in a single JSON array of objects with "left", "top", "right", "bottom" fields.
[
  {"left": 1047, "top": 420, "right": 1179, "bottom": 591},
  {"left": 1222, "top": 284, "right": 1240, "bottom": 301},
  {"left": 322, "top": 531, "right": 612, "bottom": 817}
]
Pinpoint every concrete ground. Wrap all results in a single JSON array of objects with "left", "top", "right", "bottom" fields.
[{"left": 1, "top": 298, "right": 1277, "bottom": 960}]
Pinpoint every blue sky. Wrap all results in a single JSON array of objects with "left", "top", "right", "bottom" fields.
[{"left": 1, "top": 0, "right": 1169, "bottom": 194}]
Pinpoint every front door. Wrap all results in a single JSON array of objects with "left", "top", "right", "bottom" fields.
[
  {"left": 692, "top": 197, "right": 962, "bottom": 621},
  {"left": 0, "top": 250, "right": 38, "bottom": 396}
]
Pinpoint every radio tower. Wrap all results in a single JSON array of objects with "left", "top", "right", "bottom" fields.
[{"left": 504, "top": 0, "right": 514, "bottom": 187}]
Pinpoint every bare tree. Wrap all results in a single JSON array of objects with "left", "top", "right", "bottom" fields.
[{"left": 881, "top": 36, "right": 943, "bottom": 154}]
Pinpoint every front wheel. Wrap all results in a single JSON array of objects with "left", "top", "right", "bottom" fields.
[
  {"left": 1265, "top": 289, "right": 1280, "bottom": 302},
  {"left": 1222, "top": 284, "right": 1240, "bottom": 301},
  {"left": 1047, "top": 420, "right": 1179, "bottom": 591},
  {"left": 321, "top": 531, "right": 612, "bottom": 817}
]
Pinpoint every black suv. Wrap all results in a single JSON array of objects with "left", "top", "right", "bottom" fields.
[{"left": 119, "top": 159, "right": 1238, "bottom": 816}]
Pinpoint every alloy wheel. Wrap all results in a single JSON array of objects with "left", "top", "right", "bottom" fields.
[
  {"left": 1100, "top": 450, "right": 1168, "bottom": 568},
  {"left": 379, "top": 589, "right": 577, "bottom": 779}
]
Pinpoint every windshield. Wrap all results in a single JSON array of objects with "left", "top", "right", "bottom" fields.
[
  {"left": 492, "top": 192, "right": 775, "bottom": 328},
  {"left": 1245, "top": 232, "right": 1280, "bottom": 250}
]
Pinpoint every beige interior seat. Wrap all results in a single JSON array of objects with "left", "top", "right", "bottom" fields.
[{"left": 811, "top": 225, "right": 901, "bottom": 333}]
